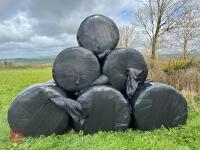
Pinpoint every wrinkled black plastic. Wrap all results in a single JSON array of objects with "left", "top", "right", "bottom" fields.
[
  {"left": 53, "top": 86, "right": 130, "bottom": 134},
  {"left": 73, "top": 75, "right": 111, "bottom": 98},
  {"left": 97, "top": 49, "right": 111, "bottom": 60},
  {"left": 8, "top": 83, "right": 69, "bottom": 137},
  {"left": 91, "top": 74, "right": 110, "bottom": 86},
  {"left": 51, "top": 97, "right": 84, "bottom": 129},
  {"left": 126, "top": 68, "right": 142, "bottom": 100},
  {"left": 76, "top": 85, "right": 130, "bottom": 134},
  {"left": 77, "top": 14, "right": 119, "bottom": 55},
  {"left": 103, "top": 48, "right": 148, "bottom": 92},
  {"left": 131, "top": 81, "right": 188, "bottom": 130},
  {"left": 52, "top": 47, "right": 100, "bottom": 92}
]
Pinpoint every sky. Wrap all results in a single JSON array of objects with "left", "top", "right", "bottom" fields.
[{"left": 0, "top": 0, "right": 136, "bottom": 59}]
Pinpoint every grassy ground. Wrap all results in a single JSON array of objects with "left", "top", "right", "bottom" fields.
[{"left": 0, "top": 67, "right": 200, "bottom": 150}]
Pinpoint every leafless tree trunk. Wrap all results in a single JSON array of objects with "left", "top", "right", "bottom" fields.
[{"left": 135, "top": 0, "right": 189, "bottom": 59}]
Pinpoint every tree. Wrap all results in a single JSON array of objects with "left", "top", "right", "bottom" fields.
[
  {"left": 117, "top": 25, "right": 138, "bottom": 48},
  {"left": 175, "top": 0, "right": 200, "bottom": 59},
  {"left": 135, "top": 0, "right": 189, "bottom": 59}
]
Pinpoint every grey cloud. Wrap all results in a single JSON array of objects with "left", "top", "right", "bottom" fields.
[
  {"left": 0, "top": 0, "right": 26, "bottom": 21},
  {"left": 26, "top": 0, "right": 135, "bottom": 36},
  {"left": 0, "top": 13, "right": 34, "bottom": 43},
  {"left": 0, "top": 0, "right": 136, "bottom": 59}
]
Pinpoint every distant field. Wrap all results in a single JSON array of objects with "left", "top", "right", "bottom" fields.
[
  {"left": 14, "top": 58, "right": 54, "bottom": 65},
  {"left": 0, "top": 52, "right": 199, "bottom": 67},
  {"left": 0, "top": 58, "right": 54, "bottom": 65},
  {"left": 0, "top": 67, "right": 200, "bottom": 150}
]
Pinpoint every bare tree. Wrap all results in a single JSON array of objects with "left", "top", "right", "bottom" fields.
[
  {"left": 117, "top": 25, "right": 139, "bottom": 48},
  {"left": 175, "top": 0, "right": 200, "bottom": 59},
  {"left": 135, "top": 0, "right": 189, "bottom": 59}
]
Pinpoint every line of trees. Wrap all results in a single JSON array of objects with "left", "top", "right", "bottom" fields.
[{"left": 118, "top": 0, "right": 200, "bottom": 59}]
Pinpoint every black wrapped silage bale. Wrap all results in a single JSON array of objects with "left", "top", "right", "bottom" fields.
[
  {"left": 7, "top": 83, "right": 70, "bottom": 137},
  {"left": 76, "top": 85, "right": 131, "bottom": 134},
  {"left": 103, "top": 48, "right": 148, "bottom": 99},
  {"left": 131, "top": 81, "right": 188, "bottom": 130},
  {"left": 51, "top": 85, "right": 131, "bottom": 134},
  {"left": 52, "top": 47, "right": 100, "bottom": 92},
  {"left": 77, "top": 14, "right": 119, "bottom": 56}
]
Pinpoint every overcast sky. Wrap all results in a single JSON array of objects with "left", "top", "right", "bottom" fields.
[{"left": 0, "top": 0, "right": 137, "bottom": 59}]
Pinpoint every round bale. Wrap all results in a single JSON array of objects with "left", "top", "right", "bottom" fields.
[
  {"left": 131, "top": 82, "right": 188, "bottom": 130},
  {"left": 77, "top": 14, "right": 119, "bottom": 55},
  {"left": 8, "top": 83, "right": 69, "bottom": 137}
]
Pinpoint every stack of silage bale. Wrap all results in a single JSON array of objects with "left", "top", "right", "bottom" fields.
[{"left": 8, "top": 14, "right": 188, "bottom": 137}]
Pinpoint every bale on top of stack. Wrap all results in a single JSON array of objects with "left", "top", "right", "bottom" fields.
[
  {"left": 7, "top": 14, "right": 188, "bottom": 137},
  {"left": 77, "top": 14, "right": 119, "bottom": 56}
]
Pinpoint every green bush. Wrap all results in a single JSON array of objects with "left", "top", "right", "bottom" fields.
[{"left": 163, "top": 59, "right": 193, "bottom": 75}]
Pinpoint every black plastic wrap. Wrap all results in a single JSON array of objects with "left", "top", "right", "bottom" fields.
[
  {"left": 103, "top": 48, "right": 148, "bottom": 93},
  {"left": 126, "top": 68, "right": 142, "bottom": 99},
  {"left": 51, "top": 97, "right": 83, "bottom": 127},
  {"left": 131, "top": 81, "right": 188, "bottom": 130},
  {"left": 52, "top": 47, "right": 100, "bottom": 92},
  {"left": 52, "top": 86, "right": 130, "bottom": 134},
  {"left": 76, "top": 85, "right": 130, "bottom": 134},
  {"left": 91, "top": 74, "right": 110, "bottom": 86},
  {"left": 7, "top": 83, "right": 69, "bottom": 137},
  {"left": 77, "top": 14, "right": 119, "bottom": 55},
  {"left": 73, "top": 75, "right": 111, "bottom": 98}
]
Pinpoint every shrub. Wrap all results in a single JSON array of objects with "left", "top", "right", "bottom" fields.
[
  {"left": 163, "top": 59, "right": 193, "bottom": 75},
  {"left": 147, "top": 57, "right": 200, "bottom": 108}
]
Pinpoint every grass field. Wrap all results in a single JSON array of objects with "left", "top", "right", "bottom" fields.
[{"left": 0, "top": 67, "right": 200, "bottom": 150}]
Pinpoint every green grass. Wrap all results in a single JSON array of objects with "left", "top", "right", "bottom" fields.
[
  {"left": 0, "top": 68, "right": 200, "bottom": 150},
  {"left": 0, "top": 68, "right": 52, "bottom": 148}
]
